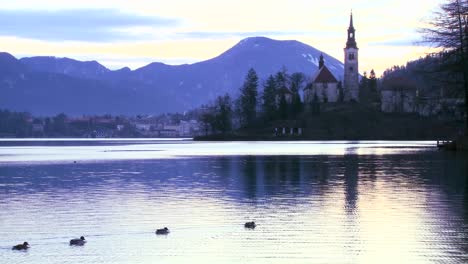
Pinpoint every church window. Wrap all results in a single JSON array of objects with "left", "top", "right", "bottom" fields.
[
  {"left": 349, "top": 67, "right": 354, "bottom": 72},
  {"left": 348, "top": 53, "right": 355, "bottom": 60}
]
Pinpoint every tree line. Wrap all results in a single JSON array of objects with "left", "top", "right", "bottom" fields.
[{"left": 199, "top": 68, "right": 312, "bottom": 135}]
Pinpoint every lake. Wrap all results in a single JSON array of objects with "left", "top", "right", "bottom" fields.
[{"left": 0, "top": 139, "right": 467, "bottom": 263}]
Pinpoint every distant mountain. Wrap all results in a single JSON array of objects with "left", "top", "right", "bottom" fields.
[
  {"left": 0, "top": 37, "right": 345, "bottom": 115},
  {"left": 20, "top": 56, "right": 111, "bottom": 80},
  {"left": 0, "top": 52, "right": 27, "bottom": 75}
]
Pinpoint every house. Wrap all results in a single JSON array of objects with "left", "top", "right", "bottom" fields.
[
  {"left": 32, "top": 120, "right": 45, "bottom": 135},
  {"left": 135, "top": 123, "right": 152, "bottom": 131},
  {"left": 380, "top": 76, "right": 417, "bottom": 113},
  {"left": 179, "top": 120, "right": 202, "bottom": 137},
  {"left": 304, "top": 54, "right": 339, "bottom": 103}
]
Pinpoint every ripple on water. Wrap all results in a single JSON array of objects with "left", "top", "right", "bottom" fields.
[{"left": 1, "top": 142, "right": 468, "bottom": 263}]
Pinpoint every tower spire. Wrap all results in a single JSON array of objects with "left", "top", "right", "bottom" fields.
[
  {"left": 346, "top": 11, "right": 357, "bottom": 49},
  {"left": 319, "top": 53, "right": 324, "bottom": 69},
  {"left": 344, "top": 11, "right": 359, "bottom": 102}
]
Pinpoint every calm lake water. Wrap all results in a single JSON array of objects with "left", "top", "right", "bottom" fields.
[{"left": 0, "top": 139, "right": 467, "bottom": 263}]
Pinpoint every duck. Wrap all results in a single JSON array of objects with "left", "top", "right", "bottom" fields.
[
  {"left": 244, "top": 221, "right": 256, "bottom": 229},
  {"left": 69, "top": 236, "right": 86, "bottom": 246},
  {"left": 155, "top": 227, "right": 170, "bottom": 235},
  {"left": 12, "top": 242, "right": 29, "bottom": 250}
]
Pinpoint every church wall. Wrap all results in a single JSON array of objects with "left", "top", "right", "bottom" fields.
[{"left": 304, "top": 83, "right": 339, "bottom": 103}]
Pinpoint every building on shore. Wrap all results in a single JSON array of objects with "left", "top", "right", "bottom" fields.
[
  {"left": 304, "top": 12, "right": 359, "bottom": 105},
  {"left": 304, "top": 54, "right": 339, "bottom": 103}
]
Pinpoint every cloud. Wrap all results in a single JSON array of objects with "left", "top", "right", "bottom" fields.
[
  {"left": 368, "top": 39, "right": 427, "bottom": 47},
  {"left": 177, "top": 31, "right": 319, "bottom": 39},
  {"left": 0, "top": 9, "right": 180, "bottom": 42}
]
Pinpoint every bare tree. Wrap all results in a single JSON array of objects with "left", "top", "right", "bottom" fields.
[{"left": 420, "top": 0, "right": 468, "bottom": 132}]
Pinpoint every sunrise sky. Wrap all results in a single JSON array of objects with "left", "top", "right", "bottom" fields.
[{"left": 0, "top": 0, "right": 443, "bottom": 76}]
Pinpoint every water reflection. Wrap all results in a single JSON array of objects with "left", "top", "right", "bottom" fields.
[{"left": 0, "top": 149, "right": 468, "bottom": 263}]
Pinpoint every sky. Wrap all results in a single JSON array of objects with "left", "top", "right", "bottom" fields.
[{"left": 0, "top": 0, "right": 443, "bottom": 76}]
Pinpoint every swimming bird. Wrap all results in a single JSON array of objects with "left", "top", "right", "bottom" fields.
[
  {"left": 69, "top": 236, "right": 86, "bottom": 246},
  {"left": 156, "top": 227, "right": 170, "bottom": 235},
  {"left": 244, "top": 221, "right": 256, "bottom": 229},
  {"left": 12, "top": 242, "right": 29, "bottom": 250}
]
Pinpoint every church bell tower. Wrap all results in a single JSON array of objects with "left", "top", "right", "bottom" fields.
[{"left": 344, "top": 12, "right": 359, "bottom": 101}]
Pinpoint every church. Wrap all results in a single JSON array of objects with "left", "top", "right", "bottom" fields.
[{"left": 304, "top": 12, "right": 360, "bottom": 103}]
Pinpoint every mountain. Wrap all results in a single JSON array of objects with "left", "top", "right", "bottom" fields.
[
  {"left": 0, "top": 37, "right": 345, "bottom": 115},
  {"left": 0, "top": 52, "right": 27, "bottom": 75},
  {"left": 20, "top": 56, "right": 111, "bottom": 80}
]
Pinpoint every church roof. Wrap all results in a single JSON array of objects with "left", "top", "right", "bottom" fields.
[{"left": 313, "top": 65, "right": 338, "bottom": 83}]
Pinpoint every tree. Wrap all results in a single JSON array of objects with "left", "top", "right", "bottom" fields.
[
  {"left": 200, "top": 110, "right": 216, "bottom": 135},
  {"left": 290, "top": 72, "right": 305, "bottom": 117},
  {"left": 421, "top": 0, "right": 468, "bottom": 132},
  {"left": 359, "top": 71, "right": 369, "bottom": 103},
  {"left": 238, "top": 68, "right": 259, "bottom": 128},
  {"left": 262, "top": 75, "right": 278, "bottom": 121},
  {"left": 275, "top": 70, "right": 288, "bottom": 90},
  {"left": 368, "top": 69, "right": 380, "bottom": 105},
  {"left": 214, "top": 94, "right": 233, "bottom": 134},
  {"left": 199, "top": 95, "right": 233, "bottom": 135},
  {"left": 53, "top": 113, "right": 68, "bottom": 135},
  {"left": 337, "top": 81, "right": 344, "bottom": 102},
  {"left": 278, "top": 94, "right": 288, "bottom": 119}
]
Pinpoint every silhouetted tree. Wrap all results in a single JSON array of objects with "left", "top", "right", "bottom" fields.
[
  {"left": 337, "top": 81, "right": 344, "bottom": 102},
  {"left": 214, "top": 94, "right": 233, "bottom": 134},
  {"left": 421, "top": 0, "right": 468, "bottom": 131},
  {"left": 311, "top": 92, "right": 320, "bottom": 114},
  {"left": 238, "top": 68, "right": 259, "bottom": 127},
  {"left": 278, "top": 94, "right": 288, "bottom": 119},
  {"left": 53, "top": 113, "right": 68, "bottom": 135},
  {"left": 359, "top": 71, "right": 369, "bottom": 103},
  {"left": 262, "top": 75, "right": 278, "bottom": 121},
  {"left": 368, "top": 69, "right": 380, "bottom": 105},
  {"left": 290, "top": 72, "right": 305, "bottom": 117}
]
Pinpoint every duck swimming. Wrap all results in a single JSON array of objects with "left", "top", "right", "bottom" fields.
[
  {"left": 244, "top": 221, "right": 256, "bottom": 229},
  {"left": 156, "top": 227, "right": 170, "bottom": 235},
  {"left": 12, "top": 242, "right": 29, "bottom": 250},
  {"left": 69, "top": 236, "right": 86, "bottom": 246}
]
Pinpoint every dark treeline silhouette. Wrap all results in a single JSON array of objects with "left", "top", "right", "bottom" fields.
[
  {"left": 0, "top": 110, "right": 139, "bottom": 138},
  {"left": 196, "top": 63, "right": 463, "bottom": 140},
  {"left": 198, "top": 68, "right": 310, "bottom": 136}
]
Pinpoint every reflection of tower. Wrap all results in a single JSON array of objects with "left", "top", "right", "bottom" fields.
[
  {"left": 344, "top": 154, "right": 359, "bottom": 212},
  {"left": 344, "top": 12, "right": 359, "bottom": 101}
]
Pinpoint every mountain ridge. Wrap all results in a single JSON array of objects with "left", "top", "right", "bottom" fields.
[{"left": 0, "top": 36, "right": 346, "bottom": 115}]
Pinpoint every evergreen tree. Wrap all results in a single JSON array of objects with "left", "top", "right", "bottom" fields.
[
  {"left": 368, "top": 69, "right": 380, "bottom": 104},
  {"left": 238, "top": 68, "right": 259, "bottom": 127},
  {"left": 200, "top": 110, "right": 216, "bottom": 135},
  {"left": 337, "top": 81, "right": 344, "bottom": 102},
  {"left": 262, "top": 75, "right": 278, "bottom": 121},
  {"left": 275, "top": 70, "right": 288, "bottom": 90},
  {"left": 278, "top": 94, "right": 288, "bottom": 119},
  {"left": 359, "top": 71, "right": 369, "bottom": 103},
  {"left": 312, "top": 92, "right": 320, "bottom": 114},
  {"left": 290, "top": 72, "right": 305, "bottom": 117},
  {"left": 214, "top": 94, "right": 233, "bottom": 134},
  {"left": 53, "top": 113, "right": 68, "bottom": 135}
]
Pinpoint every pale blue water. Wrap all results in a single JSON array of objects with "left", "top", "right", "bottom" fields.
[{"left": 0, "top": 139, "right": 467, "bottom": 263}]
